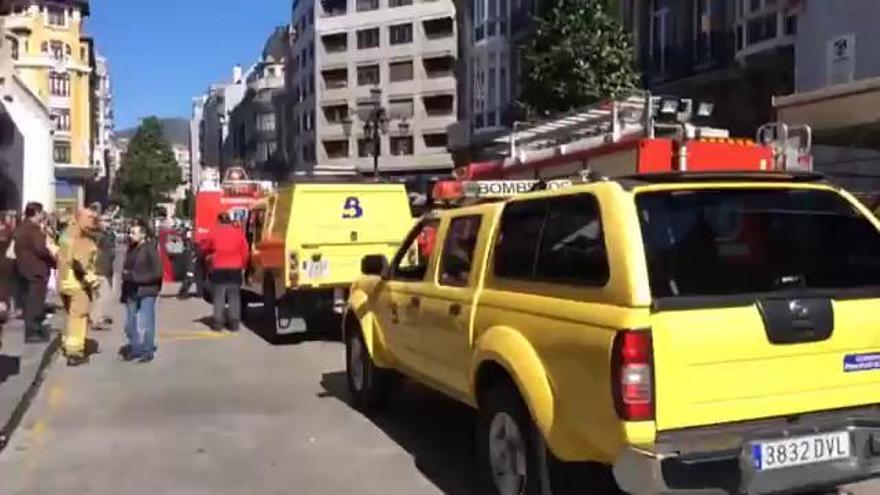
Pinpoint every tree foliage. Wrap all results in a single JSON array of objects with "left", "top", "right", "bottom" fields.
[
  {"left": 113, "top": 117, "right": 182, "bottom": 217},
  {"left": 520, "top": 0, "right": 640, "bottom": 114}
]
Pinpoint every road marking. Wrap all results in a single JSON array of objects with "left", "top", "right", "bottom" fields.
[{"left": 158, "top": 330, "right": 237, "bottom": 342}]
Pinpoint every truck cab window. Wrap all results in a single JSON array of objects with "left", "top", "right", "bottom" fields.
[
  {"left": 440, "top": 216, "right": 482, "bottom": 287},
  {"left": 392, "top": 220, "right": 440, "bottom": 281}
]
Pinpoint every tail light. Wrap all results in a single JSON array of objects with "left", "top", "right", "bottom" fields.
[
  {"left": 288, "top": 252, "right": 299, "bottom": 287},
  {"left": 612, "top": 330, "right": 654, "bottom": 421}
]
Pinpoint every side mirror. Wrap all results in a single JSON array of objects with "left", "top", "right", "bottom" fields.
[{"left": 361, "top": 254, "right": 388, "bottom": 277}]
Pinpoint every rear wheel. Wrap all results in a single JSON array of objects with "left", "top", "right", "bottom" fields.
[
  {"left": 262, "top": 278, "right": 279, "bottom": 336},
  {"left": 477, "top": 385, "right": 619, "bottom": 495},
  {"left": 345, "top": 327, "right": 397, "bottom": 411}
]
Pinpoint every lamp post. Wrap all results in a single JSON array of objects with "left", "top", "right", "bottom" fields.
[{"left": 342, "top": 87, "right": 387, "bottom": 181}]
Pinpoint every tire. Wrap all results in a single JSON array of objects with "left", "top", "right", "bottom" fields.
[
  {"left": 345, "top": 327, "right": 397, "bottom": 411},
  {"left": 262, "top": 277, "right": 279, "bottom": 336},
  {"left": 477, "top": 385, "right": 619, "bottom": 495}
]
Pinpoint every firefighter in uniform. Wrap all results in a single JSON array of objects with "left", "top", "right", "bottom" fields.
[{"left": 58, "top": 209, "right": 99, "bottom": 366}]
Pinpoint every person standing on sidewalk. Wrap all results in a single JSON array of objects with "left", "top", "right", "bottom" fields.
[
  {"left": 204, "top": 213, "right": 249, "bottom": 332},
  {"left": 120, "top": 219, "right": 162, "bottom": 363},
  {"left": 13, "top": 202, "right": 57, "bottom": 344},
  {"left": 0, "top": 212, "right": 15, "bottom": 351},
  {"left": 90, "top": 215, "right": 116, "bottom": 331},
  {"left": 57, "top": 208, "right": 99, "bottom": 366}
]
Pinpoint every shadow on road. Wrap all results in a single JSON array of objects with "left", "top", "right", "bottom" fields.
[
  {"left": 239, "top": 305, "right": 343, "bottom": 346},
  {"left": 319, "top": 371, "right": 481, "bottom": 495},
  {"left": 0, "top": 355, "right": 21, "bottom": 384}
]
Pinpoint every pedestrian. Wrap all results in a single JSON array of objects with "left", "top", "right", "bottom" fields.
[
  {"left": 57, "top": 208, "right": 99, "bottom": 366},
  {"left": 204, "top": 213, "right": 248, "bottom": 332},
  {"left": 13, "top": 202, "right": 57, "bottom": 343},
  {"left": 177, "top": 228, "right": 197, "bottom": 300},
  {"left": 0, "top": 212, "right": 15, "bottom": 351},
  {"left": 90, "top": 215, "right": 116, "bottom": 331},
  {"left": 120, "top": 219, "right": 162, "bottom": 363}
]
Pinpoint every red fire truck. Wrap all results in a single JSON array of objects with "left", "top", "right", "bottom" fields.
[
  {"left": 452, "top": 92, "right": 812, "bottom": 182},
  {"left": 192, "top": 167, "right": 273, "bottom": 297}
]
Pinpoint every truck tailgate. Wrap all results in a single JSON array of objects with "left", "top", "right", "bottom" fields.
[{"left": 651, "top": 298, "right": 880, "bottom": 431}]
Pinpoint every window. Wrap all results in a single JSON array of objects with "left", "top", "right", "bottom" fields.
[
  {"left": 487, "top": 67, "right": 497, "bottom": 126},
  {"left": 53, "top": 109, "right": 71, "bottom": 131},
  {"left": 356, "top": 0, "right": 379, "bottom": 11},
  {"left": 488, "top": 0, "right": 497, "bottom": 36},
  {"left": 474, "top": 0, "right": 486, "bottom": 40},
  {"left": 651, "top": 5, "right": 672, "bottom": 75},
  {"left": 257, "top": 113, "right": 276, "bottom": 132},
  {"left": 637, "top": 187, "right": 880, "bottom": 299},
  {"left": 323, "top": 104, "right": 349, "bottom": 123},
  {"left": 494, "top": 195, "right": 609, "bottom": 286},
  {"left": 80, "top": 46, "right": 87, "bottom": 62},
  {"left": 423, "top": 133, "right": 447, "bottom": 148},
  {"left": 389, "top": 61, "right": 414, "bottom": 82},
  {"left": 389, "top": 98, "right": 414, "bottom": 119},
  {"left": 322, "top": 68, "right": 348, "bottom": 89},
  {"left": 694, "top": 0, "right": 713, "bottom": 66},
  {"left": 322, "top": 32, "right": 347, "bottom": 53},
  {"left": 424, "top": 94, "right": 454, "bottom": 116},
  {"left": 358, "top": 137, "right": 377, "bottom": 157},
  {"left": 50, "top": 40, "right": 64, "bottom": 60},
  {"left": 390, "top": 0, "right": 412, "bottom": 6},
  {"left": 499, "top": 0, "right": 508, "bottom": 34},
  {"left": 49, "top": 72, "right": 70, "bottom": 96},
  {"left": 390, "top": 136, "right": 413, "bottom": 156},
  {"left": 357, "top": 64, "right": 380, "bottom": 86},
  {"left": 53, "top": 141, "right": 71, "bottom": 163},
  {"left": 424, "top": 55, "right": 454, "bottom": 78},
  {"left": 746, "top": 12, "right": 777, "bottom": 45},
  {"left": 10, "top": 39, "right": 18, "bottom": 60},
  {"left": 392, "top": 220, "right": 441, "bottom": 281},
  {"left": 389, "top": 23, "right": 413, "bottom": 45},
  {"left": 323, "top": 139, "right": 350, "bottom": 159},
  {"left": 784, "top": 14, "right": 797, "bottom": 35},
  {"left": 321, "top": 0, "right": 347, "bottom": 17},
  {"left": 499, "top": 66, "right": 508, "bottom": 108},
  {"left": 65, "top": 44, "right": 71, "bottom": 56},
  {"left": 41, "top": 41, "right": 48, "bottom": 53},
  {"left": 440, "top": 216, "right": 482, "bottom": 287},
  {"left": 47, "top": 6, "right": 65, "bottom": 26},
  {"left": 357, "top": 101, "right": 379, "bottom": 120},
  {"left": 357, "top": 28, "right": 380, "bottom": 49},
  {"left": 423, "top": 17, "right": 454, "bottom": 39}
]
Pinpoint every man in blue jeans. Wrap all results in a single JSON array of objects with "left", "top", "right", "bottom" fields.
[{"left": 120, "top": 219, "right": 162, "bottom": 363}]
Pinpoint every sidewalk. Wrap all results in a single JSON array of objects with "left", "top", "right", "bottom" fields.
[{"left": 0, "top": 313, "right": 60, "bottom": 451}]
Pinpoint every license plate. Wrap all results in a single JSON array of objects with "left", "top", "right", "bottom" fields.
[
  {"left": 305, "top": 260, "right": 329, "bottom": 279},
  {"left": 752, "top": 431, "right": 851, "bottom": 471}
]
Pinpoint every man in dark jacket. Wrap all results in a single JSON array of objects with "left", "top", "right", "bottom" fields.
[
  {"left": 90, "top": 215, "right": 116, "bottom": 330},
  {"left": 120, "top": 219, "right": 163, "bottom": 363},
  {"left": 14, "top": 202, "right": 57, "bottom": 343}
]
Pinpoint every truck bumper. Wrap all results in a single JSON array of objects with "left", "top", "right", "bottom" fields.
[{"left": 613, "top": 407, "right": 880, "bottom": 494}]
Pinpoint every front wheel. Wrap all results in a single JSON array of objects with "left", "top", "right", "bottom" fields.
[{"left": 345, "top": 327, "right": 397, "bottom": 412}]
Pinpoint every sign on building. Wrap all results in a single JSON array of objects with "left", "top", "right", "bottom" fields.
[{"left": 827, "top": 33, "right": 856, "bottom": 86}]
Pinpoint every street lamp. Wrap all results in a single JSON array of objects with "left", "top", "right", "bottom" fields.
[{"left": 342, "top": 88, "right": 388, "bottom": 181}]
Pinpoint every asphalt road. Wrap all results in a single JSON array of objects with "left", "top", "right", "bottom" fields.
[{"left": 0, "top": 286, "right": 876, "bottom": 495}]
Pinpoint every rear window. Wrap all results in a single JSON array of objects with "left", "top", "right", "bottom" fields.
[{"left": 636, "top": 188, "right": 880, "bottom": 298}]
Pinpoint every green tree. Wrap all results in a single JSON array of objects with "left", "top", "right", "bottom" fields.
[
  {"left": 113, "top": 117, "right": 182, "bottom": 217},
  {"left": 519, "top": 0, "right": 639, "bottom": 114}
]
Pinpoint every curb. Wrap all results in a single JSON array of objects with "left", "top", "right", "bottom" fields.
[{"left": 0, "top": 334, "right": 60, "bottom": 453}]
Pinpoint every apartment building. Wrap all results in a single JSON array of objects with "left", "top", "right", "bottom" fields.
[
  {"left": 624, "top": 0, "right": 800, "bottom": 136},
  {"left": 447, "top": 0, "right": 536, "bottom": 165},
  {"left": 1, "top": 0, "right": 96, "bottom": 212},
  {"left": 229, "top": 26, "right": 288, "bottom": 179},
  {"left": 199, "top": 65, "right": 248, "bottom": 177},
  {"left": 284, "top": 0, "right": 457, "bottom": 178},
  {"left": 190, "top": 95, "right": 206, "bottom": 188},
  {"left": 87, "top": 52, "right": 114, "bottom": 205}
]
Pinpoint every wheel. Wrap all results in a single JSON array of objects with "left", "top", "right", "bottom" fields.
[
  {"left": 239, "top": 290, "right": 253, "bottom": 320},
  {"left": 262, "top": 277, "right": 279, "bottom": 336},
  {"left": 477, "top": 385, "right": 619, "bottom": 495},
  {"left": 345, "top": 327, "right": 397, "bottom": 411}
]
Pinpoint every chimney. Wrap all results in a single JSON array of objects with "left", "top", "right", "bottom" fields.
[{"left": 232, "top": 65, "right": 243, "bottom": 83}]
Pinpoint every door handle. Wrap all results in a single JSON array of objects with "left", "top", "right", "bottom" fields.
[
  {"left": 449, "top": 303, "right": 462, "bottom": 317},
  {"left": 409, "top": 296, "right": 420, "bottom": 309}
]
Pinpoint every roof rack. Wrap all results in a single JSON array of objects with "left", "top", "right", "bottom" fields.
[{"left": 618, "top": 171, "right": 826, "bottom": 189}]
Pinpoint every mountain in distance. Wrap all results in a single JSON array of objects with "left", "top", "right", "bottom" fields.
[{"left": 117, "top": 117, "right": 189, "bottom": 148}]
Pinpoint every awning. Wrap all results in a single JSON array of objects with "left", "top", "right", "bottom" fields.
[{"left": 774, "top": 77, "right": 880, "bottom": 132}]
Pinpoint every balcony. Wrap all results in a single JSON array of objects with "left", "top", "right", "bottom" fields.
[
  {"left": 321, "top": 33, "right": 347, "bottom": 54},
  {"left": 646, "top": 31, "right": 736, "bottom": 85},
  {"left": 423, "top": 94, "right": 455, "bottom": 117},
  {"left": 423, "top": 17, "right": 454, "bottom": 40},
  {"left": 320, "top": 0, "right": 347, "bottom": 17},
  {"left": 322, "top": 68, "right": 349, "bottom": 90},
  {"left": 423, "top": 55, "right": 455, "bottom": 79}
]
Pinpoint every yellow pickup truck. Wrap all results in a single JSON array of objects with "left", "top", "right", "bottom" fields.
[{"left": 343, "top": 173, "right": 880, "bottom": 494}]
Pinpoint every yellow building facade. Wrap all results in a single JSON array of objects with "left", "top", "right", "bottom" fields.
[{"left": 2, "top": 0, "right": 93, "bottom": 212}]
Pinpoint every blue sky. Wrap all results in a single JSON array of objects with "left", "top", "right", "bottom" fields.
[{"left": 89, "top": 0, "right": 291, "bottom": 130}]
